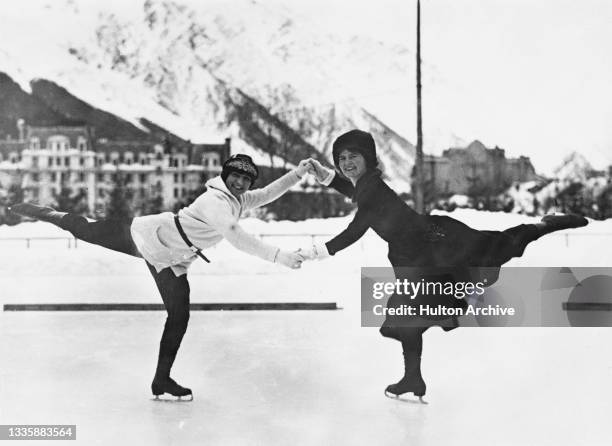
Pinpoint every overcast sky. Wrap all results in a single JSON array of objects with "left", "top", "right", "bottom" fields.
[
  {"left": 265, "top": 0, "right": 612, "bottom": 174},
  {"left": 7, "top": 0, "right": 610, "bottom": 174}
]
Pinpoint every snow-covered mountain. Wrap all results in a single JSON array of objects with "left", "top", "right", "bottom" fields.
[
  {"left": 0, "top": 0, "right": 418, "bottom": 190},
  {"left": 502, "top": 150, "right": 609, "bottom": 215},
  {"left": 553, "top": 152, "right": 595, "bottom": 183}
]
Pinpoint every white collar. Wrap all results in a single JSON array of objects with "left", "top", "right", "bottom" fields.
[{"left": 206, "top": 176, "right": 242, "bottom": 205}]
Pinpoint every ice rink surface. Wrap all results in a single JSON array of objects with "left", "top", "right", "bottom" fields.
[{"left": 1, "top": 212, "right": 612, "bottom": 445}]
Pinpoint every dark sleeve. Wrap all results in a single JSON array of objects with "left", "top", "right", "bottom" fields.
[
  {"left": 325, "top": 205, "right": 372, "bottom": 255},
  {"left": 328, "top": 173, "right": 354, "bottom": 199}
]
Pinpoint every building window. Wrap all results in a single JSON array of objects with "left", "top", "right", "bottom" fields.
[
  {"left": 51, "top": 172, "right": 57, "bottom": 182},
  {"left": 182, "top": 188, "right": 186, "bottom": 197},
  {"left": 98, "top": 189, "right": 105, "bottom": 198},
  {"left": 79, "top": 157, "right": 85, "bottom": 166},
  {"left": 126, "top": 174, "right": 133, "bottom": 183},
  {"left": 49, "top": 157, "right": 54, "bottom": 167},
  {"left": 139, "top": 174, "right": 146, "bottom": 183},
  {"left": 79, "top": 173, "right": 85, "bottom": 182},
  {"left": 48, "top": 137, "right": 70, "bottom": 151},
  {"left": 56, "top": 157, "right": 61, "bottom": 165},
  {"left": 64, "top": 157, "right": 70, "bottom": 167},
  {"left": 97, "top": 174, "right": 104, "bottom": 182},
  {"left": 181, "top": 173, "right": 186, "bottom": 182},
  {"left": 174, "top": 173, "right": 179, "bottom": 183},
  {"left": 174, "top": 188, "right": 179, "bottom": 198},
  {"left": 32, "top": 173, "right": 39, "bottom": 182}
]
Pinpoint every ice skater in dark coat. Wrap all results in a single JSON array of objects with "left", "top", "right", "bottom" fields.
[{"left": 303, "top": 129, "right": 588, "bottom": 401}]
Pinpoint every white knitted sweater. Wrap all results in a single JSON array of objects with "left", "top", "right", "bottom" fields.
[{"left": 130, "top": 170, "right": 302, "bottom": 275}]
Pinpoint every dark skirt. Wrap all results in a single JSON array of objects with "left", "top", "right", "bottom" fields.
[{"left": 380, "top": 215, "right": 538, "bottom": 336}]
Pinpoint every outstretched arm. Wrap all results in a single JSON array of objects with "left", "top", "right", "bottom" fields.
[
  {"left": 201, "top": 196, "right": 304, "bottom": 268},
  {"left": 301, "top": 204, "right": 372, "bottom": 260},
  {"left": 222, "top": 221, "right": 304, "bottom": 268},
  {"left": 242, "top": 159, "right": 312, "bottom": 210},
  {"left": 309, "top": 159, "right": 354, "bottom": 198},
  {"left": 325, "top": 206, "right": 371, "bottom": 255}
]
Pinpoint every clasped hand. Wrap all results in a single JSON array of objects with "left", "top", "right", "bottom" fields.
[
  {"left": 295, "top": 158, "right": 333, "bottom": 183},
  {"left": 276, "top": 158, "right": 334, "bottom": 269}
]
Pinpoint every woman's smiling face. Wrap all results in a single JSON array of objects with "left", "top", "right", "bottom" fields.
[
  {"left": 338, "top": 149, "right": 367, "bottom": 181},
  {"left": 224, "top": 171, "right": 252, "bottom": 197}
]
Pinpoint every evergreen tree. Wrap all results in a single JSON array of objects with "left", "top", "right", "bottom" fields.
[
  {"left": 175, "top": 182, "right": 207, "bottom": 211},
  {"left": 106, "top": 172, "right": 133, "bottom": 220},
  {"left": 53, "top": 187, "right": 89, "bottom": 215},
  {"left": 143, "top": 194, "right": 164, "bottom": 215},
  {"left": 0, "top": 183, "right": 25, "bottom": 226}
]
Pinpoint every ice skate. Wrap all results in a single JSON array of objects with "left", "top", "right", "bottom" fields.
[
  {"left": 538, "top": 214, "right": 588, "bottom": 235},
  {"left": 8, "top": 203, "right": 67, "bottom": 225},
  {"left": 151, "top": 377, "right": 193, "bottom": 402},
  {"left": 384, "top": 377, "right": 428, "bottom": 404},
  {"left": 384, "top": 349, "right": 428, "bottom": 404}
]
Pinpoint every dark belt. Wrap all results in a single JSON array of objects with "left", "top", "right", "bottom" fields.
[{"left": 173, "top": 214, "right": 210, "bottom": 263}]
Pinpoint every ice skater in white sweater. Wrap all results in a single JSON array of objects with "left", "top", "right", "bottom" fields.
[{"left": 10, "top": 154, "right": 312, "bottom": 401}]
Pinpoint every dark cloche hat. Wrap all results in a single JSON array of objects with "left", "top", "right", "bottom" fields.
[{"left": 332, "top": 129, "right": 378, "bottom": 169}]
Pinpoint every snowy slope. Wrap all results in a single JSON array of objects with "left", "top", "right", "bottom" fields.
[{"left": 0, "top": 0, "right": 417, "bottom": 189}]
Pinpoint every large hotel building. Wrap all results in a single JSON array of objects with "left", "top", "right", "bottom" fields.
[{"left": 0, "top": 119, "right": 230, "bottom": 214}]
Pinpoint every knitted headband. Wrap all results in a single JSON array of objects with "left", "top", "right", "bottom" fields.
[{"left": 221, "top": 154, "right": 259, "bottom": 183}]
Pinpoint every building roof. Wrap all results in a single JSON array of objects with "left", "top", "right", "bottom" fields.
[
  {"left": 94, "top": 140, "right": 155, "bottom": 156},
  {"left": 189, "top": 143, "right": 228, "bottom": 164},
  {"left": 0, "top": 140, "right": 26, "bottom": 157},
  {"left": 27, "top": 125, "right": 92, "bottom": 148}
]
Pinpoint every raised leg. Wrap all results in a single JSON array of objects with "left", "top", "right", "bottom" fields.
[
  {"left": 497, "top": 214, "right": 588, "bottom": 261},
  {"left": 9, "top": 203, "right": 140, "bottom": 257}
]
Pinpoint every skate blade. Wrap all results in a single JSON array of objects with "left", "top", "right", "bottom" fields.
[
  {"left": 152, "top": 393, "right": 193, "bottom": 402},
  {"left": 384, "top": 390, "right": 428, "bottom": 405}
]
